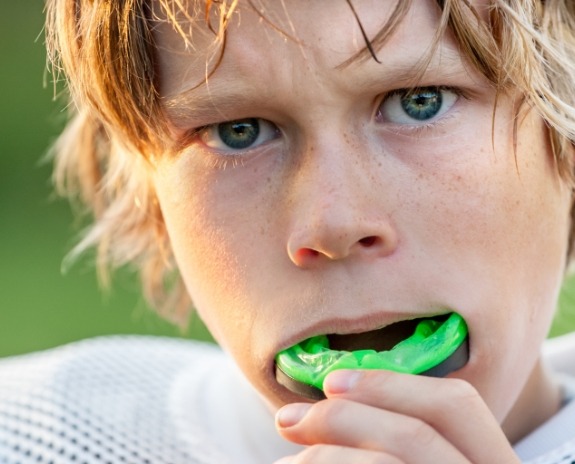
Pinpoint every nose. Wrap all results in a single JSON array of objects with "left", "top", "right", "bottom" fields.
[{"left": 286, "top": 140, "right": 399, "bottom": 268}]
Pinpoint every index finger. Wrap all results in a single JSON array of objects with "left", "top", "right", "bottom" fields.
[{"left": 322, "top": 369, "right": 519, "bottom": 464}]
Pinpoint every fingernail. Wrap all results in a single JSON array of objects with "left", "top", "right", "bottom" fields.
[
  {"left": 276, "top": 403, "right": 311, "bottom": 428},
  {"left": 323, "top": 370, "right": 361, "bottom": 394}
]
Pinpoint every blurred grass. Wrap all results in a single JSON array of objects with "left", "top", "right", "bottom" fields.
[
  {"left": 551, "top": 272, "right": 575, "bottom": 338},
  {"left": 0, "top": 2, "right": 213, "bottom": 357},
  {"left": 1, "top": 3, "right": 574, "bottom": 358}
]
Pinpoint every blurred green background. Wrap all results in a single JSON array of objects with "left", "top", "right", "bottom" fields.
[
  {"left": 0, "top": 2, "right": 213, "bottom": 357},
  {"left": 2, "top": 3, "right": 575, "bottom": 359}
]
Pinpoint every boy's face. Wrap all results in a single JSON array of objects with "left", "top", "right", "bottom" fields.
[{"left": 152, "top": 0, "right": 572, "bottom": 421}]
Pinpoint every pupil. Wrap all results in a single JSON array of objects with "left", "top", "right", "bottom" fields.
[
  {"left": 218, "top": 118, "right": 260, "bottom": 149},
  {"left": 401, "top": 89, "right": 442, "bottom": 121}
]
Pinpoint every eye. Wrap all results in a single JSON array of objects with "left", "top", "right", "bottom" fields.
[
  {"left": 200, "top": 118, "right": 279, "bottom": 151},
  {"left": 377, "top": 87, "right": 459, "bottom": 125}
]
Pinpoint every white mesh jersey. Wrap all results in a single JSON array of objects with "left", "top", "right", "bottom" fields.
[
  {"left": 0, "top": 336, "right": 301, "bottom": 464},
  {"left": 0, "top": 334, "right": 574, "bottom": 464}
]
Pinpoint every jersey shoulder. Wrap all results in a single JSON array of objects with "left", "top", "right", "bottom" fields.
[{"left": 0, "top": 336, "right": 224, "bottom": 464}]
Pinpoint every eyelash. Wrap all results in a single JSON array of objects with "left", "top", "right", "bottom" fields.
[
  {"left": 383, "top": 110, "right": 459, "bottom": 137},
  {"left": 208, "top": 153, "right": 248, "bottom": 171},
  {"left": 181, "top": 142, "right": 251, "bottom": 171}
]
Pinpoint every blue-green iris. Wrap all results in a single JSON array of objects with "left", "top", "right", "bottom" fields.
[
  {"left": 401, "top": 89, "right": 443, "bottom": 121},
  {"left": 218, "top": 118, "right": 260, "bottom": 149}
]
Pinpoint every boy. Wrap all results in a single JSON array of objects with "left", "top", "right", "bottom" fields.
[{"left": 2, "top": 0, "right": 575, "bottom": 462}]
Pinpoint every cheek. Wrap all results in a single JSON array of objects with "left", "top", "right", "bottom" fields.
[
  {"left": 429, "top": 119, "right": 571, "bottom": 417},
  {"left": 152, "top": 157, "right": 283, "bottom": 351},
  {"left": 421, "top": 110, "right": 568, "bottom": 277}
]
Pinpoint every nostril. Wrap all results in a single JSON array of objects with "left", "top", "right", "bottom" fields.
[
  {"left": 358, "top": 236, "right": 379, "bottom": 247},
  {"left": 296, "top": 248, "right": 320, "bottom": 259}
]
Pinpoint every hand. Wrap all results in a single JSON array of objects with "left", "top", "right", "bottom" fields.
[{"left": 274, "top": 370, "right": 520, "bottom": 463}]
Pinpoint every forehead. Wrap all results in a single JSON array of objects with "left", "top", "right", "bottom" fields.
[{"left": 151, "top": 0, "right": 488, "bottom": 106}]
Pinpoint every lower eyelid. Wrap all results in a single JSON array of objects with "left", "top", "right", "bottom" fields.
[{"left": 381, "top": 110, "right": 460, "bottom": 137}]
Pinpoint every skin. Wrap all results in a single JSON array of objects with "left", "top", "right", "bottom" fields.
[{"left": 150, "top": 0, "right": 573, "bottom": 461}]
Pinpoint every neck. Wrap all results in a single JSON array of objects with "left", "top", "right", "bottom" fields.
[{"left": 502, "top": 358, "right": 563, "bottom": 444}]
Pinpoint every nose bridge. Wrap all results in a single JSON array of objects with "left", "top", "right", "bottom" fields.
[
  {"left": 291, "top": 133, "right": 366, "bottom": 221},
  {"left": 285, "top": 132, "right": 398, "bottom": 265}
]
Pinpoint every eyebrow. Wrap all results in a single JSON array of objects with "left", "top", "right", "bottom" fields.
[
  {"left": 163, "top": 45, "right": 469, "bottom": 128},
  {"left": 163, "top": 83, "right": 260, "bottom": 128}
]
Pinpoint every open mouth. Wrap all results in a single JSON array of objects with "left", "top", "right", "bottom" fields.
[
  {"left": 327, "top": 315, "right": 449, "bottom": 352},
  {"left": 275, "top": 312, "right": 469, "bottom": 400}
]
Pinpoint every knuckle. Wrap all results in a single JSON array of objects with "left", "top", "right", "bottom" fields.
[
  {"left": 448, "top": 378, "right": 479, "bottom": 400},
  {"left": 394, "top": 416, "right": 437, "bottom": 449},
  {"left": 410, "top": 418, "right": 437, "bottom": 447},
  {"left": 444, "top": 378, "right": 482, "bottom": 410},
  {"left": 437, "top": 378, "right": 485, "bottom": 420}
]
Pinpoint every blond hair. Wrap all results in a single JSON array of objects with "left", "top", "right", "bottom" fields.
[{"left": 45, "top": 0, "right": 575, "bottom": 326}]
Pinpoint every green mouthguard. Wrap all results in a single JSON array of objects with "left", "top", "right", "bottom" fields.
[{"left": 275, "top": 312, "right": 468, "bottom": 397}]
